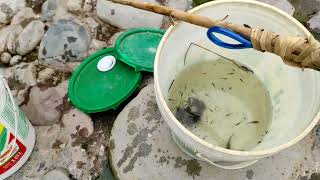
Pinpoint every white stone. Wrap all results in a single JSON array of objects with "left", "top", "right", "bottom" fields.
[
  {"left": 166, "top": 0, "right": 191, "bottom": 11},
  {"left": 6, "top": 62, "right": 37, "bottom": 86},
  {"left": 84, "top": 17, "right": 99, "bottom": 33},
  {"left": 0, "top": 0, "right": 26, "bottom": 25},
  {"left": 10, "top": 7, "right": 36, "bottom": 25},
  {"left": 9, "top": 55, "right": 22, "bottom": 66},
  {"left": 0, "top": 52, "right": 11, "bottom": 64},
  {"left": 42, "top": 167, "right": 71, "bottom": 180},
  {"left": 0, "top": 26, "right": 12, "bottom": 54},
  {"left": 83, "top": 0, "right": 95, "bottom": 13},
  {"left": 37, "top": 68, "right": 56, "bottom": 84},
  {"left": 257, "top": 0, "right": 295, "bottom": 15},
  {"left": 41, "top": 0, "right": 59, "bottom": 21},
  {"left": 55, "top": 80, "right": 69, "bottom": 99},
  {"left": 308, "top": 12, "right": 320, "bottom": 33},
  {"left": 67, "top": 0, "right": 83, "bottom": 12},
  {"left": 16, "top": 20, "right": 45, "bottom": 55},
  {"left": 89, "top": 39, "right": 107, "bottom": 55},
  {"left": 96, "top": 0, "right": 164, "bottom": 29},
  {"left": 6, "top": 25, "right": 23, "bottom": 54},
  {"left": 62, "top": 108, "right": 94, "bottom": 137},
  {"left": 83, "top": 4, "right": 92, "bottom": 13},
  {"left": 41, "top": 0, "right": 74, "bottom": 23},
  {"left": 22, "top": 85, "right": 63, "bottom": 126},
  {"left": 14, "top": 86, "right": 29, "bottom": 105}
]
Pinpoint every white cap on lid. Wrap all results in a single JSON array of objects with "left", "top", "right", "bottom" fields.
[{"left": 97, "top": 55, "right": 116, "bottom": 72}]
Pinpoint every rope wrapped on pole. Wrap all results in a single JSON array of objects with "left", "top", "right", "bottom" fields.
[{"left": 109, "top": 0, "right": 320, "bottom": 71}]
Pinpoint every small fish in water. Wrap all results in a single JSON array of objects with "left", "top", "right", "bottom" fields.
[
  {"left": 226, "top": 135, "right": 234, "bottom": 149},
  {"left": 185, "top": 97, "right": 206, "bottom": 118},
  {"left": 247, "top": 121, "right": 259, "bottom": 124},
  {"left": 235, "top": 122, "right": 241, "bottom": 126}
]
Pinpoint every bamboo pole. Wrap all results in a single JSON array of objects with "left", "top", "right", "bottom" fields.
[{"left": 109, "top": 0, "right": 307, "bottom": 56}]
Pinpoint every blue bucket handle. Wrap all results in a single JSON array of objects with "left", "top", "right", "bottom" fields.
[{"left": 207, "top": 26, "right": 253, "bottom": 49}]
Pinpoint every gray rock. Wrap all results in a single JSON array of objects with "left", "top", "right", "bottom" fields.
[
  {"left": 290, "top": 0, "right": 320, "bottom": 17},
  {"left": 7, "top": 25, "right": 23, "bottom": 54},
  {"left": 41, "top": 0, "right": 58, "bottom": 21},
  {"left": 0, "top": 0, "right": 26, "bottom": 25},
  {"left": 96, "top": 0, "right": 164, "bottom": 29},
  {"left": 62, "top": 108, "right": 94, "bottom": 137},
  {"left": 88, "top": 39, "right": 107, "bottom": 55},
  {"left": 308, "top": 12, "right": 320, "bottom": 33},
  {"left": 166, "top": 0, "right": 191, "bottom": 11},
  {"left": 6, "top": 62, "right": 37, "bottom": 87},
  {"left": 0, "top": 52, "right": 11, "bottom": 64},
  {"left": 42, "top": 167, "right": 71, "bottom": 180},
  {"left": 0, "top": 26, "right": 13, "bottom": 54},
  {"left": 22, "top": 85, "right": 63, "bottom": 126},
  {"left": 67, "top": 0, "right": 83, "bottom": 12},
  {"left": 257, "top": 0, "right": 295, "bottom": 15},
  {"left": 10, "top": 7, "right": 36, "bottom": 26},
  {"left": 38, "top": 19, "right": 91, "bottom": 69},
  {"left": 9, "top": 54, "right": 22, "bottom": 66},
  {"left": 17, "top": 20, "right": 45, "bottom": 55}
]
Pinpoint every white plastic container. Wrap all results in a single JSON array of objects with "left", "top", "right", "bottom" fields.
[
  {"left": 154, "top": 0, "right": 320, "bottom": 169},
  {"left": 0, "top": 77, "right": 35, "bottom": 179}
]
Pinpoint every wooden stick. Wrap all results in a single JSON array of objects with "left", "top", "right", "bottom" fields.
[{"left": 109, "top": 0, "right": 306, "bottom": 55}]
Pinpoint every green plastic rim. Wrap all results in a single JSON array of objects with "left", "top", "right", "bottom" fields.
[
  {"left": 115, "top": 28, "right": 165, "bottom": 72},
  {"left": 68, "top": 48, "right": 142, "bottom": 113}
]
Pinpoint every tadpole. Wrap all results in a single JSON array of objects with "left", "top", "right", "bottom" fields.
[{"left": 174, "top": 97, "right": 206, "bottom": 127}]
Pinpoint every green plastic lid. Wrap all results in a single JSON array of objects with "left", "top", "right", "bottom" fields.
[
  {"left": 68, "top": 48, "right": 141, "bottom": 113},
  {"left": 115, "top": 28, "right": 165, "bottom": 72}
]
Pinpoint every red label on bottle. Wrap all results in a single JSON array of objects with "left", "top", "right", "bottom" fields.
[{"left": 0, "top": 133, "right": 26, "bottom": 174}]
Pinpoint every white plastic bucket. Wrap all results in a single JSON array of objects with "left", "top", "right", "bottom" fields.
[
  {"left": 154, "top": 0, "right": 320, "bottom": 169},
  {"left": 0, "top": 77, "right": 35, "bottom": 178}
]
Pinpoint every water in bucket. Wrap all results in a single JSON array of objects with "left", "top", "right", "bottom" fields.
[{"left": 167, "top": 47, "right": 273, "bottom": 151}]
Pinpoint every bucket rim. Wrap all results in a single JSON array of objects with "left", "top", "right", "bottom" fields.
[{"left": 154, "top": 0, "right": 320, "bottom": 156}]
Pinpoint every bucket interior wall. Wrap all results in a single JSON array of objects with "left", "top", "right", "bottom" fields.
[{"left": 156, "top": 1, "right": 320, "bottom": 151}]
